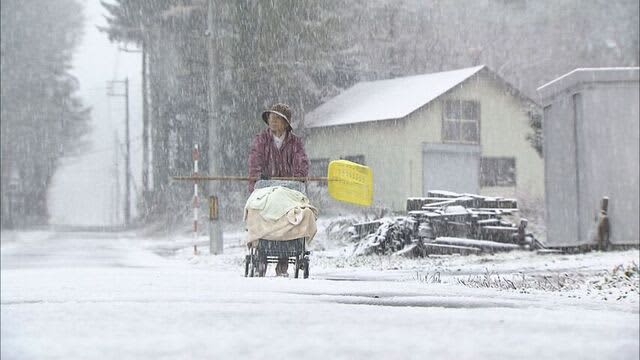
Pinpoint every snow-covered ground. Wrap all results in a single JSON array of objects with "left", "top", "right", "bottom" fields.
[{"left": 1, "top": 224, "right": 638, "bottom": 360}]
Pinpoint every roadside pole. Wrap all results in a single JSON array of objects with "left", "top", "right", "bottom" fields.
[
  {"left": 192, "top": 144, "right": 200, "bottom": 255},
  {"left": 209, "top": 195, "right": 223, "bottom": 254},
  {"left": 124, "top": 78, "right": 130, "bottom": 226},
  {"left": 188, "top": 144, "right": 224, "bottom": 255},
  {"left": 107, "top": 78, "right": 131, "bottom": 227}
]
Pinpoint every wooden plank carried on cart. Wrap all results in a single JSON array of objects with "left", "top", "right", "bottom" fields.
[{"left": 173, "top": 160, "right": 374, "bottom": 206}]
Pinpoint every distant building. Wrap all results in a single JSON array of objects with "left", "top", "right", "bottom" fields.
[
  {"left": 537, "top": 67, "right": 639, "bottom": 248},
  {"left": 302, "top": 65, "right": 543, "bottom": 211}
]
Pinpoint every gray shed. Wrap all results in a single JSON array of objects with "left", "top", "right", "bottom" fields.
[{"left": 537, "top": 67, "right": 639, "bottom": 247}]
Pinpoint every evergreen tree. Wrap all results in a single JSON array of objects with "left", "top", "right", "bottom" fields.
[
  {"left": 101, "top": 0, "right": 211, "bottom": 226},
  {"left": 1, "top": 0, "right": 89, "bottom": 228}
]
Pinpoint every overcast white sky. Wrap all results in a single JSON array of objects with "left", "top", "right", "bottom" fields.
[{"left": 48, "top": 0, "right": 142, "bottom": 226}]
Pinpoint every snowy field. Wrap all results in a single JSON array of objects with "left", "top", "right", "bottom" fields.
[{"left": 1, "top": 225, "right": 638, "bottom": 360}]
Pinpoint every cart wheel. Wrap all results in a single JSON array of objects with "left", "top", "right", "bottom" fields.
[
  {"left": 294, "top": 255, "right": 300, "bottom": 279},
  {"left": 244, "top": 255, "right": 250, "bottom": 277},
  {"left": 303, "top": 257, "right": 309, "bottom": 279},
  {"left": 257, "top": 252, "right": 267, "bottom": 277},
  {"left": 249, "top": 250, "right": 256, "bottom": 277}
]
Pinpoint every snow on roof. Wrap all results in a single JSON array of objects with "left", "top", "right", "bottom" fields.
[
  {"left": 304, "top": 65, "right": 485, "bottom": 128},
  {"left": 537, "top": 67, "right": 640, "bottom": 100}
]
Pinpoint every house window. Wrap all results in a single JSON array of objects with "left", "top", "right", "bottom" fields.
[
  {"left": 340, "top": 155, "right": 365, "bottom": 165},
  {"left": 481, "top": 157, "right": 516, "bottom": 186},
  {"left": 443, "top": 100, "right": 480, "bottom": 143},
  {"left": 309, "top": 158, "right": 330, "bottom": 177}
]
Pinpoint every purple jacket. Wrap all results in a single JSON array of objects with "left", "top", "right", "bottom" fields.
[{"left": 248, "top": 128, "right": 309, "bottom": 192}]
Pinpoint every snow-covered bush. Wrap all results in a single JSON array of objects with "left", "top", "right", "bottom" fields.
[{"left": 325, "top": 216, "right": 361, "bottom": 244}]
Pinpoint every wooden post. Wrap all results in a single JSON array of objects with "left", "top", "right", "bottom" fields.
[
  {"left": 597, "top": 197, "right": 610, "bottom": 251},
  {"left": 601, "top": 197, "right": 609, "bottom": 213},
  {"left": 517, "top": 218, "right": 528, "bottom": 245}
]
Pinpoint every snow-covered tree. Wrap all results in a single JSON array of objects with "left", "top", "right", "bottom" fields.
[{"left": 1, "top": 0, "right": 89, "bottom": 228}]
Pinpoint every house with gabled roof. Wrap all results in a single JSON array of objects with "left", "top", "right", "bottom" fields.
[{"left": 301, "top": 65, "right": 544, "bottom": 211}]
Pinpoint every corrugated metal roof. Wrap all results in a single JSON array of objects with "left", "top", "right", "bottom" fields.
[{"left": 304, "top": 65, "right": 485, "bottom": 128}]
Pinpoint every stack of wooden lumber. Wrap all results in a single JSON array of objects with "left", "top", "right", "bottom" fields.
[
  {"left": 407, "top": 191, "right": 539, "bottom": 255},
  {"left": 351, "top": 191, "right": 541, "bottom": 257}
]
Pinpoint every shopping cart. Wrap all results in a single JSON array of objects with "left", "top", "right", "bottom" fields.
[{"left": 244, "top": 180, "right": 311, "bottom": 279}]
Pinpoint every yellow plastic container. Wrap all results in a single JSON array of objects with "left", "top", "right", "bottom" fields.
[{"left": 327, "top": 160, "right": 373, "bottom": 206}]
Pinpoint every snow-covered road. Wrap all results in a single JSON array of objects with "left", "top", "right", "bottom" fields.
[{"left": 1, "top": 230, "right": 638, "bottom": 360}]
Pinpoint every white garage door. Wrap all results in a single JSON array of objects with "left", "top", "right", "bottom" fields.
[{"left": 423, "top": 144, "right": 480, "bottom": 195}]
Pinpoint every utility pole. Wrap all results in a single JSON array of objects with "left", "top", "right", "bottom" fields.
[
  {"left": 141, "top": 45, "right": 150, "bottom": 207},
  {"left": 118, "top": 45, "right": 149, "bottom": 217},
  {"left": 107, "top": 78, "right": 131, "bottom": 227},
  {"left": 124, "top": 77, "right": 130, "bottom": 226},
  {"left": 113, "top": 131, "right": 121, "bottom": 225}
]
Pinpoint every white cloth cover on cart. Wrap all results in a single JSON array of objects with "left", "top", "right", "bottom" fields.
[{"left": 244, "top": 186, "right": 318, "bottom": 246}]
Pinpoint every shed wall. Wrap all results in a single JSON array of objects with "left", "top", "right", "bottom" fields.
[
  {"left": 540, "top": 69, "right": 639, "bottom": 246},
  {"left": 543, "top": 96, "right": 580, "bottom": 246},
  {"left": 578, "top": 83, "right": 639, "bottom": 245}
]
